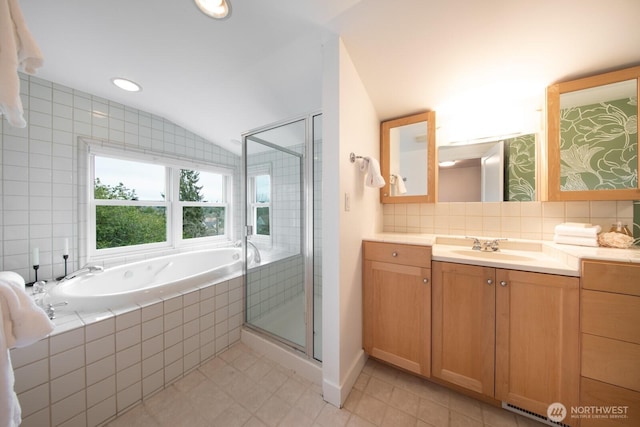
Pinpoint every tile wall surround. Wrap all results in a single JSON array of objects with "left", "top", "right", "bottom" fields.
[
  {"left": 10, "top": 275, "right": 243, "bottom": 427},
  {"left": 383, "top": 200, "right": 636, "bottom": 241},
  {"left": 0, "top": 73, "right": 241, "bottom": 283}
]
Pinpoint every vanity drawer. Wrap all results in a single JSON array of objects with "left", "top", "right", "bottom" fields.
[
  {"left": 582, "top": 260, "right": 640, "bottom": 297},
  {"left": 582, "top": 334, "right": 640, "bottom": 392},
  {"left": 582, "top": 290, "right": 640, "bottom": 344},
  {"left": 363, "top": 241, "right": 431, "bottom": 268},
  {"left": 580, "top": 377, "right": 640, "bottom": 426}
]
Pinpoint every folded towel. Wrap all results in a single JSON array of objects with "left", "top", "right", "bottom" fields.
[
  {"left": 553, "top": 234, "right": 599, "bottom": 247},
  {"left": 360, "top": 157, "right": 385, "bottom": 188},
  {"left": 0, "top": 271, "right": 54, "bottom": 427},
  {"left": 0, "top": 0, "right": 44, "bottom": 128},
  {"left": 554, "top": 224, "right": 601, "bottom": 238}
]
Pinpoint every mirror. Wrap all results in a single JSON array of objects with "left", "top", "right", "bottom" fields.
[
  {"left": 380, "top": 111, "right": 436, "bottom": 203},
  {"left": 437, "top": 134, "right": 537, "bottom": 202},
  {"left": 547, "top": 65, "right": 640, "bottom": 200}
]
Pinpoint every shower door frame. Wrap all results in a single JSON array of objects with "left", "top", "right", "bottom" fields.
[{"left": 241, "top": 112, "right": 319, "bottom": 361}]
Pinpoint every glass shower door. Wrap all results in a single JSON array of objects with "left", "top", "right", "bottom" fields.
[{"left": 244, "top": 119, "right": 307, "bottom": 350}]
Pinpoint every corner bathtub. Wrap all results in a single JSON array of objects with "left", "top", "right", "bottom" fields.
[{"left": 47, "top": 248, "right": 244, "bottom": 312}]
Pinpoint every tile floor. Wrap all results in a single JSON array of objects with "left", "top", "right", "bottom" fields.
[{"left": 106, "top": 342, "right": 543, "bottom": 427}]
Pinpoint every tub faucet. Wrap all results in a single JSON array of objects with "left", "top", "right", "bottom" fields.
[
  {"left": 235, "top": 240, "right": 261, "bottom": 264},
  {"left": 58, "top": 264, "right": 104, "bottom": 282}
]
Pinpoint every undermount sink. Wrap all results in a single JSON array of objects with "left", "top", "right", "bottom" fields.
[{"left": 450, "top": 249, "right": 537, "bottom": 262}]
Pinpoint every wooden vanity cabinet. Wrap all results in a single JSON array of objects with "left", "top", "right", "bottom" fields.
[
  {"left": 432, "top": 262, "right": 580, "bottom": 422},
  {"left": 580, "top": 260, "right": 640, "bottom": 426},
  {"left": 362, "top": 241, "right": 432, "bottom": 377}
]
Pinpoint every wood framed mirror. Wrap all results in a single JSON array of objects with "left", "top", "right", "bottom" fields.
[
  {"left": 380, "top": 111, "right": 436, "bottom": 203},
  {"left": 547, "top": 65, "right": 640, "bottom": 200}
]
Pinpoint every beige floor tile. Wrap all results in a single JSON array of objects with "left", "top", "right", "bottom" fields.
[
  {"left": 279, "top": 407, "right": 316, "bottom": 427},
  {"left": 346, "top": 414, "right": 378, "bottom": 427},
  {"left": 255, "top": 394, "right": 291, "bottom": 427},
  {"left": 212, "top": 402, "right": 252, "bottom": 427},
  {"left": 257, "top": 366, "right": 289, "bottom": 393},
  {"left": 354, "top": 393, "right": 388, "bottom": 425},
  {"left": 450, "top": 410, "right": 483, "bottom": 427},
  {"left": 389, "top": 386, "right": 420, "bottom": 417},
  {"left": 343, "top": 388, "right": 364, "bottom": 412},
  {"left": 417, "top": 398, "right": 450, "bottom": 426},
  {"left": 364, "top": 376, "right": 394, "bottom": 401},
  {"left": 185, "top": 380, "right": 234, "bottom": 422},
  {"left": 381, "top": 406, "right": 419, "bottom": 427},
  {"left": 106, "top": 404, "right": 158, "bottom": 427},
  {"left": 244, "top": 416, "right": 269, "bottom": 427},
  {"left": 315, "top": 402, "right": 352, "bottom": 427},
  {"left": 353, "top": 372, "right": 371, "bottom": 391},
  {"left": 482, "top": 404, "right": 519, "bottom": 427},
  {"left": 276, "top": 376, "right": 309, "bottom": 404},
  {"left": 449, "top": 392, "right": 483, "bottom": 421},
  {"left": 295, "top": 387, "right": 327, "bottom": 420},
  {"left": 172, "top": 369, "right": 207, "bottom": 393}
]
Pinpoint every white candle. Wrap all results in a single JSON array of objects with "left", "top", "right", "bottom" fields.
[
  {"left": 32, "top": 248, "right": 39, "bottom": 266},
  {"left": 64, "top": 238, "right": 69, "bottom": 256}
]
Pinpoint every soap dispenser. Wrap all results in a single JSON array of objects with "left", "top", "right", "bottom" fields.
[{"left": 609, "top": 221, "right": 632, "bottom": 236}]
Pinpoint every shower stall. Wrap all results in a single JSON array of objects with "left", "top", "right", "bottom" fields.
[{"left": 242, "top": 113, "right": 322, "bottom": 361}]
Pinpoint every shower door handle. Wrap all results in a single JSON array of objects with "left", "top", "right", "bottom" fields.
[{"left": 245, "top": 225, "right": 253, "bottom": 236}]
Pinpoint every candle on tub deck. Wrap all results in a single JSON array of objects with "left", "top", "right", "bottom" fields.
[
  {"left": 64, "top": 238, "right": 69, "bottom": 256},
  {"left": 33, "top": 247, "right": 39, "bottom": 266}
]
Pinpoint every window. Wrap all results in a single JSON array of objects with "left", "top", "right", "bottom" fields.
[
  {"left": 179, "top": 169, "right": 226, "bottom": 239},
  {"left": 89, "top": 146, "right": 231, "bottom": 256},
  {"left": 248, "top": 167, "right": 271, "bottom": 242}
]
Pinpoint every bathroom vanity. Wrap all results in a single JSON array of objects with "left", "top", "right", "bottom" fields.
[{"left": 362, "top": 235, "right": 640, "bottom": 426}]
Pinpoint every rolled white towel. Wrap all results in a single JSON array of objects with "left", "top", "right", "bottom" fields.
[
  {"left": 554, "top": 224, "right": 601, "bottom": 238},
  {"left": 553, "top": 235, "right": 599, "bottom": 247}
]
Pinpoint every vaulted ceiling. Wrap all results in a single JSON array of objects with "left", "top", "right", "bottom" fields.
[{"left": 21, "top": 0, "right": 640, "bottom": 154}]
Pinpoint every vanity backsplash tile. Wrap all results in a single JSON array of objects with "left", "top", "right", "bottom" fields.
[{"left": 383, "top": 200, "right": 636, "bottom": 241}]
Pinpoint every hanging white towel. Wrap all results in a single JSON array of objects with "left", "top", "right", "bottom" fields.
[
  {"left": 0, "top": 271, "right": 54, "bottom": 427},
  {"left": 359, "top": 157, "right": 385, "bottom": 188},
  {"left": 394, "top": 174, "right": 407, "bottom": 194},
  {"left": 0, "top": 0, "right": 44, "bottom": 128}
]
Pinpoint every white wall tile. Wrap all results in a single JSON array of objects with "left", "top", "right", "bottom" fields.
[
  {"left": 87, "top": 395, "right": 116, "bottom": 427},
  {"left": 51, "top": 367, "right": 85, "bottom": 403},
  {"left": 86, "top": 375, "right": 116, "bottom": 408},
  {"left": 51, "top": 389, "right": 86, "bottom": 426},
  {"left": 13, "top": 358, "right": 49, "bottom": 393},
  {"left": 50, "top": 345, "right": 85, "bottom": 379}
]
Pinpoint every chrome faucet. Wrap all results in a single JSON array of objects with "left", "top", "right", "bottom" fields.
[
  {"left": 467, "top": 237, "right": 506, "bottom": 252},
  {"left": 58, "top": 264, "right": 104, "bottom": 282},
  {"left": 234, "top": 240, "right": 262, "bottom": 264}
]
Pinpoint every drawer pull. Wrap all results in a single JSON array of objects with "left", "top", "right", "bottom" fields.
[
  {"left": 487, "top": 279, "right": 493, "bottom": 285},
  {"left": 423, "top": 278, "right": 429, "bottom": 284},
  {"left": 500, "top": 281, "right": 507, "bottom": 287},
  {"left": 392, "top": 252, "right": 398, "bottom": 257}
]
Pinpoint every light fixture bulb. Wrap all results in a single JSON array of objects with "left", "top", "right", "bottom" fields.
[
  {"left": 439, "top": 160, "right": 457, "bottom": 167},
  {"left": 111, "top": 78, "right": 141, "bottom": 92},
  {"left": 195, "top": 0, "right": 230, "bottom": 19}
]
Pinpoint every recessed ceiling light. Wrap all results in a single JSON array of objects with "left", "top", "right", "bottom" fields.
[
  {"left": 194, "top": 0, "right": 230, "bottom": 19},
  {"left": 111, "top": 78, "right": 141, "bottom": 92}
]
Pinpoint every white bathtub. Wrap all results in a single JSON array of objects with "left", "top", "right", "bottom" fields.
[{"left": 47, "top": 248, "right": 245, "bottom": 312}]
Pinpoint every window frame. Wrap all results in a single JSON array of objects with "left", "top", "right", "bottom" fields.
[
  {"left": 87, "top": 142, "right": 233, "bottom": 260},
  {"left": 247, "top": 164, "right": 272, "bottom": 246}
]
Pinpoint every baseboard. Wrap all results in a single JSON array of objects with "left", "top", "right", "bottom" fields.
[{"left": 323, "top": 348, "right": 367, "bottom": 408}]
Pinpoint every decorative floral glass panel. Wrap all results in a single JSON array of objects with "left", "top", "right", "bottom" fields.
[
  {"left": 559, "top": 80, "right": 638, "bottom": 192},
  {"left": 504, "top": 134, "right": 536, "bottom": 201}
]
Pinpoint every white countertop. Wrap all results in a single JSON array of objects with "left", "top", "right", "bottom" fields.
[{"left": 365, "top": 233, "right": 640, "bottom": 276}]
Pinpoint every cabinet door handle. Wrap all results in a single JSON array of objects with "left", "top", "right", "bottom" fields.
[
  {"left": 487, "top": 279, "right": 493, "bottom": 285},
  {"left": 423, "top": 278, "right": 429, "bottom": 284},
  {"left": 500, "top": 281, "right": 507, "bottom": 287},
  {"left": 392, "top": 252, "right": 398, "bottom": 257}
]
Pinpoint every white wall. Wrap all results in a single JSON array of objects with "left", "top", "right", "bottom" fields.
[{"left": 322, "top": 36, "right": 382, "bottom": 407}]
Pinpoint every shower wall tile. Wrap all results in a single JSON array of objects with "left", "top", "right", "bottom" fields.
[{"left": 1, "top": 73, "right": 241, "bottom": 282}]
